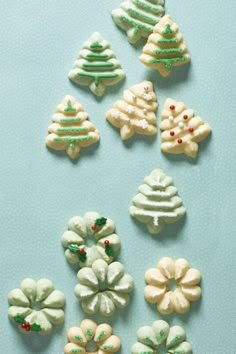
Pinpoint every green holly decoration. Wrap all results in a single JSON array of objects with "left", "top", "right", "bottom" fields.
[
  {"left": 68, "top": 244, "right": 87, "bottom": 263},
  {"left": 14, "top": 315, "right": 25, "bottom": 324},
  {"left": 14, "top": 314, "right": 42, "bottom": 332},
  {"left": 95, "top": 217, "right": 107, "bottom": 227},
  {"left": 104, "top": 240, "right": 114, "bottom": 257}
]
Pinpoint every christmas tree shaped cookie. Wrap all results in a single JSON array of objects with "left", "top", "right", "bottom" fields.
[
  {"left": 140, "top": 15, "right": 190, "bottom": 77},
  {"left": 68, "top": 32, "right": 125, "bottom": 96},
  {"left": 106, "top": 81, "right": 158, "bottom": 140},
  {"left": 129, "top": 169, "right": 186, "bottom": 234},
  {"left": 46, "top": 95, "right": 99, "bottom": 159},
  {"left": 160, "top": 98, "right": 211, "bottom": 158},
  {"left": 112, "top": 0, "right": 165, "bottom": 44}
]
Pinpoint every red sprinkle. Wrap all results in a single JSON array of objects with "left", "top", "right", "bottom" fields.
[
  {"left": 170, "top": 131, "right": 175, "bottom": 136},
  {"left": 91, "top": 225, "right": 96, "bottom": 231},
  {"left": 21, "top": 323, "right": 27, "bottom": 329},
  {"left": 79, "top": 248, "right": 85, "bottom": 254},
  {"left": 183, "top": 114, "right": 188, "bottom": 120},
  {"left": 104, "top": 240, "right": 110, "bottom": 246},
  {"left": 25, "top": 326, "right": 31, "bottom": 332},
  {"left": 177, "top": 139, "right": 183, "bottom": 144},
  {"left": 189, "top": 127, "right": 194, "bottom": 133},
  {"left": 170, "top": 105, "right": 175, "bottom": 110}
]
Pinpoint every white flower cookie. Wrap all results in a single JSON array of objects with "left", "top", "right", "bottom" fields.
[
  {"left": 64, "top": 319, "right": 121, "bottom": 354},
  {"left": 46, "top": 95, "right": 99, "bottom": 159},
  {"left": 106, "top": 81, "right": 158, "bottom": 140},
  {"left": 140, "top": 15, "right": 190, "bottom": 77},
  {"left": 160, "top": 98, "right": 212, "bottom": 158},
  {"left": 144, "top": 257, "right": 201, "bottom": 314},
  {"left": 68, "top": 32, "right": 125, "bottom": 97},
  {"left": 61, "top": 212, "right": 120, "bottom": 268},
  {"left": 129, "top": 168, "right": 186, "bottom": 234},
  {"left": 74, "top": 259, "right": 134, "bottom": 317},
  {"left": 8, "top": 278, "right": 65, "bottom": 335},
  {"left": 112, "top": 0, "right": 165, "bottom": 44}
]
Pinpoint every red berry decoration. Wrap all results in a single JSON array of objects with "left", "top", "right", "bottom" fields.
[
  {"left": 189, "top": 127, "right": 194, "bottom": 133},
  {"left": 25, "top": 326, "right": 31, "bottom": 332},
  {"left": 170, "top": 131, "right": 175, "bottom": 136},
  {"left": 104, "top": 240, "right": 110, "bottom": 246},
  {"left": 21, "top": 323, "right": 27, "bottom": 329},
  {"left": 79, "top": 248, "right": 85, "bottom": 254},
  {"left": 91, "top": 225, "right": 96, "bottom": 231},
  {"left": 177, "top": 138, "right": 183, "bottom": 144},
  {"left": 183, "top": 114, "right": 188, "bottom": 120},
  {"left": 170, "top": 105, "right": 175, "bottom": 110}
]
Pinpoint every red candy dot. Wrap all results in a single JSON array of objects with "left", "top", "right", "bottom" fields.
[
  {"left": 177, "top": 139, "right": 183, "bottom": 144},
  {"left": 183, "top": 115, "right": 188, "bottom": 120},
  {"left": 91, "top": 225, "right": 96, "bottom": 231},
  {"left": 170, "top": 105, "right": 175, "bottom": 110},
  {"left": 79, "top": 248, "right": 85, "bottom": 254},
  {"left": 21, "top": 323, "right": 27, "bottom": 329},
  {"left": 170, "top": 131, "right": 175, "bottom": 136},
  {"left": 104, "top": 240, "right": 110, "bottom": 246},
  {"left": 25, "top": 326, "right": 31, "bottom": 332},
  {"left": 189, "top": 127, "right": 194, "bottom": 133}
]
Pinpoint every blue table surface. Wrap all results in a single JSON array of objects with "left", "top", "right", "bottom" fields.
[{"left": 1, "top": 0, "right": 235, "bottom": 352}]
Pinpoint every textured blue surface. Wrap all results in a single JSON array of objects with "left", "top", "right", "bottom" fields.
[{"left": 1, "top": 0, "right": 235, "bottom": 352}]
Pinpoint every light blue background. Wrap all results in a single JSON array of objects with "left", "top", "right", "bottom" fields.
[{"left": 1, "top": 0, "right": 235, "bottom": 352}]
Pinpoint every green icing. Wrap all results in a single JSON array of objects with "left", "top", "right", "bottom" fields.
[
  {"left": 96, "top": 330, "right": 105, "bottom": 341},
  {"left": 95, "top": 217, "right": 107, "bottom": 226},
  {"left": 60, "top": 117, "right": 82, "bottom": 123},
  {"left": 158, "top": 37, "right": 178, "bottom": 44},
  {"left": 159, "top": 329, "right": 165, "bottom": 342},
  {"left": 145, "top": 337, "right": 155, "bottom": 345},
  {"left": 172, "top": 351, "right": 185, "bottom": 354},
  {"left": 168, "top": 335, "right": 181, "bottom": 347},
  {"left": 140, "top": 351, "right": 153, "bottom": 354},
  {"left": 86, "top": 328, "right": 93, "bottom": 339},
  {"left": 105, "top": 244, "right": 114, "bottom": 257},
  {"left": 90, "top": 41, "right": 103, "bottom": 49},
  {"left": 30, "top": 323, "right": 41, "bottom": 332},
  {"left": 154, "top": 48, "right": 183, "bottom": 54},
  {"left": 101, "top": 345, "right": 113, "bottom": 350},
  {"left": 57, "top": 127, "right": 88, "bottom": 133},
  {"left": 74, "top": 335, "right": 84, "bottom": 342},
  {"left": 86, "top": 53, "right": 109, "bottom": 60},
  {"left": 150, "top": 56, "right": 187, "bottom": 71},
  {"left": 127, "top": 8, "right": 158, "bottom": 25},
  {"left": 82, "top": 61, "right": 114, "bottom": 69},
  {"left": 14, "top": 315, "right": 25, "bottom": 325},
  {"left": 162, "top": 23, "right": 174, "bottom": 35},
  {"left": 64, "top": 100, "right": 76, "bottom": 113},
  {"left": 133, "top": 0, "right": 164, "bottom": 14},
  {"left": 54, "top": 136, "right": 94, "bottom": 150},
  {"left": 78, "top": 72, "right": 118, "bottom": 87},
  {"left": 119, "top": 15, "right": 153, "bottom": 33},
  {"left": 71, "top": 350, "right": 83, "bottom": 353}
]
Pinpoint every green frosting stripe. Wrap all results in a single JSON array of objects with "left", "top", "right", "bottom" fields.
[
  {"left": 154, "top": 48, "right": 183, "bottom": 54},
  {"left": 82, "top": 61, "right": 114, "bottom": 69},
  {"left": 150, "top": 56, "right": 187, "bottom": 71},
  {"left": 86, "top": 53, "right": 109, "bottom": 60},
  {"left": 54, "top": 136, "right": 93, "bottom": 143},
  {"left": 127, "top": 8, "right": 159, "bottom": 25},
  {"left": 133, "top": 0, "right": 164, "bottom": 14},
  {"left": 56, "top": 127, "right": 88, "bottom": 133},
  {"left": 60, "top": 117, "right": 82, "bottom": 123},
  {"left": 158, "top": 37, "right": 178, "bottom": 44},
  {"left": 119, "top": 15, "right": 153, "bottom": 34}
]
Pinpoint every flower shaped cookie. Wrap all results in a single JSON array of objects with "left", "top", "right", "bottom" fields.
[
  {"left": 8, "top": 278, "right": 65, "bottom": 335},
  {"left": 132, "top": 320, "right": 192, "bottom": 354},
  {"left": 75, "top": 259, "right": 134, "bottom": 316},
  {"left": 61, "top": 212, "right": 120, "bottom": 268},
  {"left": 144, "top": 257, "right": 201, "bottom": 314},
  {"left": 64, "top": 319, "right": 121, "bottom": 354}
]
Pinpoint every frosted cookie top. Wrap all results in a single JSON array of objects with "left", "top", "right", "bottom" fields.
[
  {"left": 144, "top": 257, "right": 202, "bottom": 314},
  {"left": 106, "top": 81, "right": 158, "bottom": 140},
  {"left": 46, "top": 95, "right": 99, "bottom": 159},
  {"left": 132, "top": 320, "right": 192, "bottom": 354},
  {"left": 129, "top": 168, "right": 185, "bottom": 234},
  {"left": 68, "top": 32, "right": 125, "bottom": 96},
  {"left": 112, "top": 0, "right": 165, "bottom": 44},
  {"left": 8, "top": 278, "right": 65, "bottom": 335},
  {"left": 64, "top": 319, "right": 121, "bottom": 354},
  {"left": 140, "top": 15, "right": 190, "bottom": 77},
  {"left": 61, "top": 212, "right": 120, "bottom": 268},
  {"left": 160, "top": 98, "right": 212, "bottom": 158}
]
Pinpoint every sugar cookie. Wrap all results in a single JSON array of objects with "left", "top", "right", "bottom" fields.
[
  {"left": 8, "top": 278, "right": 65, "bottom": 335},
  {"left": 74, "top": 259, "right": 134, "bottom": 316},
  {"left": 132, "top": 320, "right": 192, "bottom": 354},
  {"left": 129, "top": 168, "right": 185, "bottom": 234},
  {"left": 144, "top": 257, "right": 201, "bottom": 314},
  {"left": 160, "top": 98, "right": 212, "bottom": 158},
  {"left": 46, "top": 95, "right": 99, "bottom": 159},
  {"left": 68, "top": 32, "right": 125, "bottom": 96},
  {"left": 64, "top": 319, "right": 121, "bottom": 354},
  {"left": 61, "top": 212, "right": 120, "bottom": 268},
  {"left": 112, "top": 0, "right": 165, "bottom": 44},
  {"left": 140, "top": 15, "right": 190, "bottom": 77},
  {"left": 106, "top": 81, "right": 157, "bottom": 140}
]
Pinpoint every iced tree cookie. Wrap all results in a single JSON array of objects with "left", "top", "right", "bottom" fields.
[
  {"left": 64, "top": 319, "right": 121, "bottom": 354},
  {"left": 140, "top": 15, "right": 190, "bottom": 77},
  {"left": 144, "top": 257, "right": 202, "bottom": 314},
  {"left": 61, "top": 212, "right": 120, "bottom": 268},
  {"left": 46, "top": 95, "right": 99, "bottom": 159},
  {"left": 106, "top": 81, "right": 158, "bottom": 140},
  {"left": 132, "top": 320, "right": 192, "bottom": 354},
  {"left": 129, "top": 168, "right": 185, "bottom": 234},
  {"left": 160, "top": 98, "right": 212, "bottom": 158},
  {"left": 8, "top": 278, "right": 65, "bottom": 335},
  {"left": 68, "top": 32, "right": 125, "bottom": 96},
  {"left": 112, "top": 0, "right": 165, "bottom": 44},
  {"left": 74, "top": 259, "right": 134, "bottom": 316}
]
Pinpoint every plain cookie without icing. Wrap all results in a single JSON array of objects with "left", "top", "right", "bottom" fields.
[
  {"left": 112, "top": 0, "right": 165, "bottom": 44},
  {"left": 68, "top": 32, "right": 125, "bottom": 96},
  {"left": 144, "top": 257, "right": 201, "bottom": 314},
  {"left": 64, "top": 319, "right": 121, "bottom": 354},
  {"left": 46, "top": 95, "right": 99, "bottom": 159},
  {"left": 106, "top": 81, "right": 158, "bottom": 140},
  {"left": 140, "top": 15, "right": 190, "bottom": 77},
  {"left": 129, "top": 168, "right": 185, "bottom": 234},
  {"left": 160, "top": 98, "right": 212, "bottom": 158}
]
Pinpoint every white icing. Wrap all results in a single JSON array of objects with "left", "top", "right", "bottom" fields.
[
  {"left": 143, "top": 92, "right": 153, "bottom": 101},
  {"left": 125, "top": 105, "right": 135, "bottom": 114},
  {"left": 139, "top": 119, "right": 149, "bottom": 129}
]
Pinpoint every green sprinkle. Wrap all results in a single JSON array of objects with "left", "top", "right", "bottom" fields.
[
  {"left": 86, "top": 328, "right": 93, "bottom": 339},
  {"left": 74, "top": 335, "right": 84, "bottom": 342},
  {"left": 96, "top": 330, "right": 105, "bottom": 341}
]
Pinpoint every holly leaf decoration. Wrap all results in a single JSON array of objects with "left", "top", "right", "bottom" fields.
[
  {"left": 78, "top": 252, "right": 87, "bottom": 263},
  {"left": 105, "top": 244, "right": 114, "bottom": 257},
  {"left": 68, "top": 244, "right": 80, "bottom": 253},
  {"left": 14, "top": 315, "right": 25, "bottom": 324},
  {"left": 30, "top": 323, "right": 42, "bottom": 332},
  {"left": 95, "top": 217, "right": 107, "bottom": 227}
]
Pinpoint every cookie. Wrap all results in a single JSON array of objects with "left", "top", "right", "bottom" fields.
[
  {"left": 144, "top": 257, "right": 201, "bottom": 314},
  {"left": 46, "top": 95, "right": 99, "bottom": 159},
  {"left": 74, "top": 259, "right": 134, "bottom": 316},
  {"left": 8, "top": 278, "right": 65, "bottom": 335},
  {"left": 129, "top": 168, "right": 185, "bottom": 234},
  {"left": 112, "top": 0, "right": 165, "bottom": 44},
  {"left": 160, "top": 98, "right": 212, "bottom": 158},
  {"left": 64, "top": 319, "right": 121, "bottom": 354},
  {"left": 139, "top": 15, "right": 190, "bottom": 77},
  {"left": 106, "top": 81, "right": 158, "bottom": 140},
  {"left": 132, "top": 320, "right": 192, "bottom": 354},
  {"left": 68, "top": 32, "right": 125, "bottom": 96},
  {"left": 61, "top": 212, "right": 120, "bottom": 268}
]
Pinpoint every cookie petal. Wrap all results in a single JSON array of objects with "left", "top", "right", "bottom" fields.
[
  {"left": 145, "top": 268, "right": 168, "bottom": 286},
  {"left": 157, "top": 257, "right": 175, "bottom": 279},
  {"left": 144, "top": 285, "right": 166, "bottom": 303},
  {"left": 166, "top": 325, "right": 186, "bottom": 348}
]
